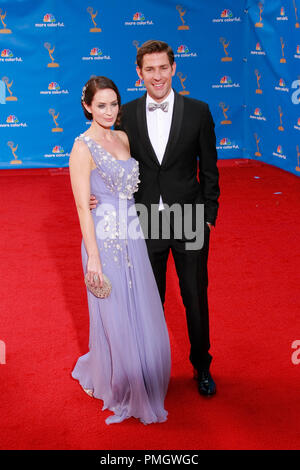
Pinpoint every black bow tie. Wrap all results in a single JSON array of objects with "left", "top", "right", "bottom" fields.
[{"left": 148, "top": 102, "right": 169, "bottom": 112}]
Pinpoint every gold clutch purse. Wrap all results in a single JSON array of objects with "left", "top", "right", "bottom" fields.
[{"left": 84, "top": 273, "right": 112, "bottom": 299}]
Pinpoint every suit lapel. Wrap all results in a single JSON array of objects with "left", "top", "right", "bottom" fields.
[
  {"left": 136, "top": 93, "right": 160, "bottom": 166},
  {"left": 136, "top": 90, "right": 184, "bottom": 167},
  {"left": 161, "top": 91, "right": 184, "bottom": 167}
]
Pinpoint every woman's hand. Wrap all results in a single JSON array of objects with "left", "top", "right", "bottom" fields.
[
  {"left": 86, "top": 254, "right": 103, "bottom": 288},
  {"left": 90, "top": 195, "right": 98, "bottom": 210}
]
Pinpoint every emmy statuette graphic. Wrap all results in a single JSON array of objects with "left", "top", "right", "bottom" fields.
[
  {"left": 296, "top": 145, "right": 300, "bottom": 171},
  {"left": 2, "top": 77, "right": 17, "bottom": 101},
  {"left": 133, "top": 40, "right": 139, "bottom": 64},
  {"left": 176, "top": 5, "right": 190, "bottom": 30},
  {"left": 177, "top": 72, "right": 190, "bottom": 95},
  {"left": 220, "top": 38, "right": 232, "bottom": 62},
  {"left": 278, "top": 106, "right": 284, "bottom": 131},
  {"left": 87, "top": 7, "right": 102, "bottom": 32},
  {"left": 0, "top": 9, "right": 12, "bottom": 33},
  {"left": 280, "top": 37, "right": 286, "bottom": 63},
  {"left": 219, "top": 102, "right": 232, "bottom": 125},
  {"left": 44, "top": 43, "right": 59, "bottom": 67},
  {"left": 7, "top": 141, "right": 22, "bottom": 165},
  {"left": 0, "top": 80, "right": 5, "bottom": 104},
  {"left": 255, "top": 1, "right": 264, "bottom": 27},
  {"left": 49, "top": 109, "right": 63, "bottom": 132},
  {"left": 255, "top": 69, "right": 263, "bottom": 94},
  {"left": 294, "top": 0, "right": 300, "bottom": 28},
  {"left": 254, "top": 133, "right": 262, "bottom": 157}
]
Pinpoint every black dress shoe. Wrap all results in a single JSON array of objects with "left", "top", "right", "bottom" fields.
[{"left": 197, "top": 370, "right": 216, "bottom": 396}]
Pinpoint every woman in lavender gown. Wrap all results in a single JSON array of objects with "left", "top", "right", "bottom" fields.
[{"left": 69, "top": 76, "right": 171, "bottom": 425}]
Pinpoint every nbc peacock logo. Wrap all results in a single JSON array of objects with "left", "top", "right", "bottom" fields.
[
  {"left": 250, "top": 107, "right": 266, "bottom": 121},
  {"left": 250, "top": 42, "right": 266, "bottom": 55},
  {"left": 175, "top": 44, "right": 197, "bottom": 59},
  {"left": 82, "top": 47, "right": 111, "bottom": 61},
  {"left": 220, "top": 76, "right": 232, "bottom": 84},
  {"left": 277, "top": 6, "right": 288, "bottom": 21},
  {"left": 135, "top": 79, "right": 144, "bottom": 87},
  {"left": 35, "top": 13, "right": 64, "bottom": 28},
  {"left": 178, "top": 45, "right": 189, "bottom": 53},
  {"left": 0, "top": 114, "right": 27, "bottom": 128},
  {"left": 7, "top": 114, "right": 18, "bottom": 123},
  {"left": 44, "top": 13, "right": 56, "bottom": 23},
  {"left": 221, "top": 9, "right": 233, "bottom": 18},
  {"left": 220, "top": 138, "right": 231, "bottom": 145},
  {"left": 1, "top": 48, "right": 12, "bottom": 57},
  {"left": 44, "top": 145, "right": 70, "bottom": 158},
  {"left": 294, "top": 117, "right": 300, "bottom": 131},
  {"left": 0, "top": 48, "right": 22, "bottom": 62},
  {"left": 125, "top": 12, "right": 153, "bottom": 26},
  {"left": 133, "top": 12, "right": 145, "bottom": 21},
  {"left": 53, "top": 145, "right": 64, "bottom": 154},
  {"left": 275, "top": 78, "right": 289, "bottom": 92},
  {"left": 127, "top": 77, "right": 146, "bottom": 92},
  {"left": 212, "top": 75, "right": 240, "bottom": 89},
  {"left": 0, "top": 114, "right": 16, "bottom": 126},
  {"left": 213, "top": 9, "right": 241, "bottom": 23},
  {"left": 40, "top": 81, "right": 69, "bottom": 95},
  {"left": 273, "top": 144, "right": 286, "bottom": 159},
  {"left": 217, "top": 137, "right": 239, "bottom": 150},
  {"left": 49, "top": 82, "right": 60, "bottom": 91},
  {"left": 91, "top": 47, "right": 102, "bottom": 56}
]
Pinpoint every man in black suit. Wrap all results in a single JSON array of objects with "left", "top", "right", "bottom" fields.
[{"left": 91, "top": 40, "right": 220, "bottom": 395}]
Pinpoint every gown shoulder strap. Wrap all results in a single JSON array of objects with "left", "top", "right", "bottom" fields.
[{"left": 74, "top": 134, "right": 86, "bottom": 144}]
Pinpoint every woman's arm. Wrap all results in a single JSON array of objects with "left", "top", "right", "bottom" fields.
[{"left": 69, "top": 140, "right": 103, "bottom": 287}]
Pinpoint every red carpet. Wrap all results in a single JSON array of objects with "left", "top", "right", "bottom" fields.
[{"left": 0, "top": 160, "right": 299, "bottom": 450}]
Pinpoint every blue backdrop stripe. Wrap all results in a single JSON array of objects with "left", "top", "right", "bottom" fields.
[{"left": 0, "top": 0, "right": 299, "bottom": 176}]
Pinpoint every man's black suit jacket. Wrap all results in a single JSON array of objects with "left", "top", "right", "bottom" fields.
[{"left": 116, "top": 90, "right": 220, "bottom": 227}]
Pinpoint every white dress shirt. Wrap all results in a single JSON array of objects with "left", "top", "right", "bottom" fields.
[{"left": 146, "top": 89, "right": 174, "bottom": 210}]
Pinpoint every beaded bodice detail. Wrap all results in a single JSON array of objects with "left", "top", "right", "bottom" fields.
[{"left": 75, "top": 134, "right": 140, "bottom": 200}]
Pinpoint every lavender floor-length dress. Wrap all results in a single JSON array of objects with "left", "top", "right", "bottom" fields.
[{"left": 71, "top": 135, "right": 171, "bottom": 425}]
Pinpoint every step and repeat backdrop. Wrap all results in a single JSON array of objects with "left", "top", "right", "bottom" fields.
[{"left": 0, "top": 0, "right": 299, "bottom": 175}]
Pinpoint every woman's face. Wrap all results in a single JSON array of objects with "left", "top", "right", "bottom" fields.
[{"left": 84, "top": 88, "right": 119, "bottom": 128}]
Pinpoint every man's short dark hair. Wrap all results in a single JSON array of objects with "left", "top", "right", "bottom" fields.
[{"left": 136, "top": 40, "right": 174, "bottom": 68}]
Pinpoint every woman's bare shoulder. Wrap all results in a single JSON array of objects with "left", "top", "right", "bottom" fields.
[
  {"left": 69, "top": 137, "right": 94, "bottom": 170},
  {"left": 114, "top": 130, "right": 130, "bottom": 148}
]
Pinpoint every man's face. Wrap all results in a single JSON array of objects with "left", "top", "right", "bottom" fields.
[{"left": 136, "top": 51, "right": 176, "bottom": 103}]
